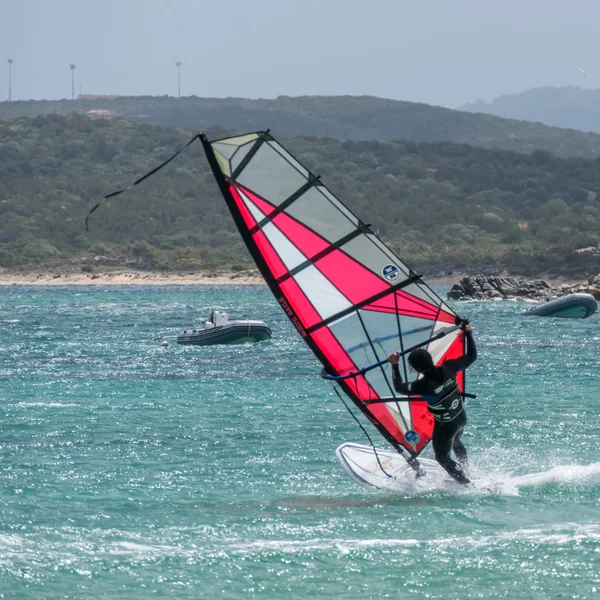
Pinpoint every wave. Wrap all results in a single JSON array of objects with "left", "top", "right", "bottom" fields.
[{"left": 511, "top": 462, "right": 600, "bottom": 487}]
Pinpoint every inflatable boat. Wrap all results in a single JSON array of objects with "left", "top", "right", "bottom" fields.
[
  {"left": 177, "top": 310, "right": 272, "bottom": 345},
  {"left": 521, "top": 293, "right": 597, "bottom": 319}
]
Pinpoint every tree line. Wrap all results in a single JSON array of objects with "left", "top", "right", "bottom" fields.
[
  {"left": 1, "top": 113, "right": 599, "bottom": 277},
  {"left": 3, "top": 94, "right": 600, "bottom": 159}
]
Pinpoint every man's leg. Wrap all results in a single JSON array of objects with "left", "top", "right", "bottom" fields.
[
  {"left": 453, "top": 426, "right": 468, "bottom": 468},
  {"left": 432, "top": 422, "right": 470, "bottom": 485}
]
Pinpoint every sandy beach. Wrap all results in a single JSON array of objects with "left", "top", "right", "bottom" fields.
[
  {"left": 0, "top": 268, "right": 583, "bottom": 287},
  {"left": 0, "top": 269, "right": 266, "bottom": 286}
]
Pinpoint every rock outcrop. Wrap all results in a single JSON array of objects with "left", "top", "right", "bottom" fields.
[{"left": 447, "top": 274, "right": 600, "bottom": 301}]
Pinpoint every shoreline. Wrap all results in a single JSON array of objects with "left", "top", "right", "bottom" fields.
[
  {"left": 0, "top": 270, "right": 265, "bottom": 286},
  {"left": 0, "top": 269, "right": 584, "bottom": 287}
]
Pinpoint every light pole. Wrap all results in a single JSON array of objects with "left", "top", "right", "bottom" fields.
[
  {"left": 70, "top": 64, "right": 76, "bottom": 100},
  {"left": 8, "top": 58, "right": 13, "bottom": 101},
  {"left": 176, "top": 61, "right": 181, "bottom": 98}
]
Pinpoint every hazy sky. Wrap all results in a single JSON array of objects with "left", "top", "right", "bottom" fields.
[{"left": 1, "top": 0, "right": 599, "bottom": 107}]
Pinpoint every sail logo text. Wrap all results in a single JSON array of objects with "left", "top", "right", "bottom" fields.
[
  {"left": 383, "top": 264, "right": 400, "bottom": 282},
  {"left": 404, "top": 430, "right": 420, "bottom": 444},
  {"left": 278, "top": 297, "right": 307, "bottom": 337}
]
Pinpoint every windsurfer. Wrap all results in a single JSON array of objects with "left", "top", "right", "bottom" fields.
[{"left": 387, "top": 320, "right": 477, "bottom": 485}]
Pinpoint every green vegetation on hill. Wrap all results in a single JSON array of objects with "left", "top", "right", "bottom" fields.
[
  {"left": 1, "top": 114, "right": 600, "bottom": 277},
  {"left": 2, "top": 94, "right": 600, "bottom": 159}
]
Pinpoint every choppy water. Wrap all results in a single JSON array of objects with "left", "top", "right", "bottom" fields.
[{"left": 0, "top": 285, "right": 599, "bottom": 599}]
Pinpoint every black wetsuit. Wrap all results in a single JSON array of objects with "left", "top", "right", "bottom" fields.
[{"left": 391, "top": 330, "right": 477, "bottom": 484}]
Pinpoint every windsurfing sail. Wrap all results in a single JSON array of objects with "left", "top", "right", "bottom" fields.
[{"left": 200, "top": 131, "right": 467, "bottom": 460}]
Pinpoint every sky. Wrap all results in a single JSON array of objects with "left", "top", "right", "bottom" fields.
[{"left": 1, "top": 0, "right": 599, "bottom": 108}]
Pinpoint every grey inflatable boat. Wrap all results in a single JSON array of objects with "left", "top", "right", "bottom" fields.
[
  {"left": 521, "top": 293, "right": 598, "bottom": 318},
  {"left": 177, "top": 310, "right": 272, "bottom": 345}
]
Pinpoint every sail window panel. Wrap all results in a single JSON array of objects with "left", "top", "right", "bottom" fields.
[
  {"left": 237, "top": 143, "right": 307, "bottom": 206},
  {"left": 319, "top": 187, "right": 360, "bottom": 227},
  {"left": 327, "top": 312, "right": 399, "bottom": 402},
  {"left": 361, "top": 313, "right": 436, "bottom": 376},
  {"left": 230, "top": 141, "right": 258, "bottom": 174},
  {"left": 331, "top": 310, "right": 435, "bottom": 385},
  {"left": 285, "top": 187, "right": 356, "bottom": 243},
  {"left": 327, "top": 311, "right": 373, "bottom": 363},
  {"left": 268, "top": 141, "right": 310, "bottom": 180},
  {"left": 262, "top": 222, "right": 307, "bottom": 272},
  {"left": 294, "top": 266, "right": 352, "bottom": 320},
  {"left": 310, "top": 328, "right": 382, "bottom": 402},
  {"left": 366, "top": 233, "right": 406, "bottom": 265},
  {"left": 393, "top": 316, "right": 437, "bottom": 360},
  {"left": 311, "top": 325, "right": 366, "bottom": 381},
  {"left": 361, "top": 366, "right": 394, "bottom": 400},
  {"left": 341, "top": 235, "right": 411, "bottom": 281}
]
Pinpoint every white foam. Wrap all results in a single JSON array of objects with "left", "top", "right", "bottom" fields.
[
  {"left": 1, "top": 522, "right": 598, "bottom": 566},
  {"left": 379, "top": 469, "right": 517, "bottom": 496},
  {"left": 14, "top": 401, "right": 78, "bottom": 409},
  {"left": 110, "top": 541, "right": 178, "bottom": 555},
  {"left": 220, "top": 523, "right": 600, "bottom": 555},
  {"left": 511, "top": 462, "right": 600, "bottom": 487}
]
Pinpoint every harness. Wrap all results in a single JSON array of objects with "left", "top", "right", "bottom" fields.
[{"left": 422, "top": 366, "right": 464, "bottom": 423}]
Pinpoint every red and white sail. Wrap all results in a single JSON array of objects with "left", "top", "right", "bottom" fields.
[{"left": 201, "top": 132, "right": 466, "bottom": 458}]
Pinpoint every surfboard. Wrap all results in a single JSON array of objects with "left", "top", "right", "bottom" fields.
[{"left": 336, "top": 442, "right": 505, "bottom": 493}]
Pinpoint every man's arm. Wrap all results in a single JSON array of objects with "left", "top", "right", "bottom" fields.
[
  {"left": 391, "top": 362, "right": 413, "bottom": 395},
  {"left": 387, "top": 352, "right": 424, "bottom": 395},
  {"left": 444, "top": 323, "right": 477, "bottom": 373}
]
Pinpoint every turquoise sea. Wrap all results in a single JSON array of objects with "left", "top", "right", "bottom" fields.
[{"left": 0, "top": 284, "right": 599, "bottom": 599}]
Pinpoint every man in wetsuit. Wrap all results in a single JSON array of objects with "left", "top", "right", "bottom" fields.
[{"left": 387, "top": 320, "right": 477, "bottom": 485}]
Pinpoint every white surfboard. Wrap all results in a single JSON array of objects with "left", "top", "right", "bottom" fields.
[
  {"left": 336, "top": 442, "right": 444, "bottom": 490},
  {"left": 336, "top": 442, "right": 506, "bottom": 494}
]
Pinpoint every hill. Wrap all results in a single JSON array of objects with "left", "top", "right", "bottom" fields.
[
  {"left": 460, "top": 86, "right": 600, "bottom": 134},
  {"left": 2, "top": 94, "right": 600, "bottom": 159},
  {"left": 1, "top": 113, "right": 600, "bottom": 278}
]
